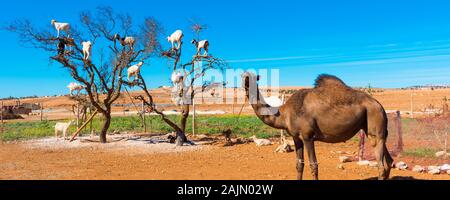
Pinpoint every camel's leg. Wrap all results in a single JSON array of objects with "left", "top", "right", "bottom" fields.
[
  {"left": 372, "top": 137, "right": 393, "bottom": 180},
  {"left": 358, "top": 129, "right": 366, "bottom": 161},
  {"left": 304, "top": 139, "right": 319, "bottom": 180},
  {"left": 293, "top": 137, "right": 305, "bottom": 180}
]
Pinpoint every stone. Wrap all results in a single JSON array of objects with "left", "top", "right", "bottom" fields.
[
  {"left": 428, "top": 166, "right": 441, "bottom": 175},
  {"left": 435, "top": 151, "right": 447, "bottom": 158},
  {"left": 369, "top": 161, "right": 378, "bottom": 168},
  {"left": 339, "top": 156, "right": 352, "bottom": 163},
  {"left": 447, "top": 170, "right": 450, "bottom": 175},
  {"left": 357, "top": 160, "right": 371, "bottom": 166},
  {"left": 412, "top": 165, "right": 425, "bottom": 173},
  {"left": 428, "top": 168, "right": 441, "bottom": 175},
  {"left": 440, "top": 164, "right": 450, "bottom": 171},
  {"left": 337, "top": 164, "right": 345, "bottom": 170},
  {"left": 395, "top": 162, "right": 408, "bottom": 170}
]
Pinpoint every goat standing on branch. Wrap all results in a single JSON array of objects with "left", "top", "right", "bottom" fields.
[
  {"left": 67, "top": 82, "right": 85, "bottom": 96},
  {"left": 167, "top": 30, "right": 183, "bottom": 50},
  {"left": 81, "top": 41, "right": 92, "bottom": 61},
  {"left": 127, "top": 62, "right": 144, "bottom": 82},
  {"left": 51, "top": 19, "right": 71, "bottom": 38},
  {"left": 191, "top": 39, "right": 209, "bottom": 56},
  {"left": 114, "top": 34, "right": 136, "bottom": 51}
]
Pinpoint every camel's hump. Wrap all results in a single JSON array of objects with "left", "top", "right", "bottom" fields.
[{"left": 314, "top": 74, "right": 349, "bottom": 88}]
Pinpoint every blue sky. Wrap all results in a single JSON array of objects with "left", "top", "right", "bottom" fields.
[{"left": 1, "top": 0, "right": 450, "bottom": 98}]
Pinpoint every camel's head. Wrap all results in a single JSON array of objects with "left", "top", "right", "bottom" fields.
[
  {"left": 51, "top": 19, "right": 56, "bottom": 25},
  {"left": 241, "top": 72, "right": 260, "bottom": 90},
  {"left": 137, "top": 61, "right": 144, "bottom": 67},
  {"left": 191, "top": 39, "right": 198, "bottom": 45}
]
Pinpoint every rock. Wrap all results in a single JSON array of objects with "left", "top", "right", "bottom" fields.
[
  {"left": 428, "top": 166, "right": 441, "bottom": 171},
  {"left": 428, "top": 166, "right": 441, "bottom": 175},
  {"left": 369, "top": 161, "right": 378, "bottom": 168},
  {"left": 337, "top": 164, "right": 345, "bottom": 170},
  {"left": 339, "top": 156, "right": 352, "bottom": 163},
  {"left": 441, "top": 164, "right": 450, "bottom": 171},
  {"left": 435, "top": 151, "right": 447, "bottom": 158},
  {"left": 447, "top": 170, "right": 450, "bottom": 175},
  {"left": 428, "top": 168, "right": 441, "bottom": 175},
  {"left": 395, "top": 162, "right": 408, "bottom": 170},
  {"left": 412, "top": 165, "right": 425, "bottom": 173},
  {"left": 357, "top": 160, "right": 371, "bottom": 166}
]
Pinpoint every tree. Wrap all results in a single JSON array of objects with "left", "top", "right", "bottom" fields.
[
  {"left": 6, "top": 6, "right": 162, "bottom": 143},
  {"left": 130, "top": 22, "right": 227, "bottom": 146}
]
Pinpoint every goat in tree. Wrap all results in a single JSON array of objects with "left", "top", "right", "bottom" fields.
[
  {"left": 51, "top": 19, "right": 71, "bottom": 38},
  {"left": 81, "top": 41, "right": 92, "bottom": 61},
  {"left": 114, "top": 34, "right": 136, "bottom": 51},
  {"left": 67, "top": 82, "right": 85, "bottom": 96},
  {"left": 191, "top": 39, "right": 209, "bottom": 56},
  {"left": 167, "top": 30, "right": 184, "bottom": 50},
  {"left": 242, "top": 72, "right": 393, "bottom": 180},
  {"left": 127, "top": 62, "right": 144, "bottom": 82}
]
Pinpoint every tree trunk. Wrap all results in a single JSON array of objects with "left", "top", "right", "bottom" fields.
[
  {"left": 100, "top": 113, "right": 111, "bottom": 143},
  {"left": 176, "top": 104, "right": 190, "bottom": 146}
]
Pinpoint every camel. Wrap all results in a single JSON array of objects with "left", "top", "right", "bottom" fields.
[{"left": 241, "top": 72, "right": 393, "bottom": 180}]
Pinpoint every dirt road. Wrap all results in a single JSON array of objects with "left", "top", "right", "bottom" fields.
[{"left": 1, "top": 139, "right": 449, "bottom": 180}]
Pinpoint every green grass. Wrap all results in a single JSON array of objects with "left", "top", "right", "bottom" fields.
[
  {"left": 0, "top": 115, "right": 279, "bottom": 141},
  {"left": 402, "top": 148, "right": 438, "bottom": 158}
]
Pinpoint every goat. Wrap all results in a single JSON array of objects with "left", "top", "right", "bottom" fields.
[
  {"left": 67, "top": 82, "right": 84, "bottom": 96},
  {"left": 127, "top": 62, "right": 144, "bottom": 82},
  {"left": 55, "top": 120, "right": 75, "bottom": 140},
  {"left": 171, "top": 72, "right": 185, "bottom": 105},
  {"left": 81, "top": 41, "right": 92, "bottom": 61},
  {"left": 114, "top": 34, "right": 136, "bottom": 51},
  {"left": 250, "top": 135, "right": 272, "bottom": 146},
  {"left": 51, "top": 19, "right": 71, "bottom": 38},
  {"left": 191, "top": 39, "right": 209, "bottom": 56},
  {"left": 167, "top": 30, "right": 184, "bottom": 50},
  {"left": 57, "top": 38, "right": 75, "bottom": 55}
]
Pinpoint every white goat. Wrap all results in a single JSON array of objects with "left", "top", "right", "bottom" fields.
[
  {"left": 81, "top": 41, "right": 92, "bottom": 61},
  {"left": 191, "top": 39, "right": 209, "bottom": 56},
  {"left": 171, "top": 72, "right": 185, "bottom": 105},
  {"left": 67, "top": 82, "right": 84, "bottom": 96},
  {"left": 167, "top": 30, "right": 184, "bottom": 50},
  {"left": 127, "top": 62, "right": 144, "bottom": 82},
  {"left": 250, "top": 135, "right": 273, "bottom": 146},
  {"left": 114, "top": 34, "right": 136, "bottom": 51},
  {"left": 51, "top": 19, "right": 71, "bottom": 38},
  {"left": 171, "top": 72, "right": 184, "bottom": 84},
  {"left": 55, "top": 120, "right": 75, "bottom": 140}
]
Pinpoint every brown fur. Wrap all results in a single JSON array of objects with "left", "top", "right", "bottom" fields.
[{"left": 242, "top": 72, "right": 393, "bottom": 180}]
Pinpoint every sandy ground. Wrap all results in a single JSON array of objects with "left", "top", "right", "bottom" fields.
[{"left": 1, "top": 136, "right": 449, "bottom": 180}]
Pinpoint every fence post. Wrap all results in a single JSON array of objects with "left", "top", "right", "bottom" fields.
[
  {"left": 1, "top": 101, "right": 3, "bottom": 134},
  {"left": 395, "top": 110, "right": 404, "bottom": 154},
  {"left": 142, "top": 100, "right": 147, "bottom": 133},
  {"left": 192, "top": 100, "right": 196, "bottom": 136},
  {"left": 40, "top": 103, "right": 43, "bottom": 121}
]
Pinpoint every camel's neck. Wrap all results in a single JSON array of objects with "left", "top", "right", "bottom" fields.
[{"left": 245, "top": 83, "right": 287, "bottom": 130}]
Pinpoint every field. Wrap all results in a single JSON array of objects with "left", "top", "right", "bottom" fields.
[{"left": 1, "top": 87, "right": 449, "bottom": 180}]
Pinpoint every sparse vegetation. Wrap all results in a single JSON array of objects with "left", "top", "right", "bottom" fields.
[
  {"left": 402, "top": 148, "right": 438, "bottom": 158},
  {"left": 0, "top": 115, "right": 279, "bottom": 141}
]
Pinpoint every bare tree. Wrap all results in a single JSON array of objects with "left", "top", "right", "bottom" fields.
[
  {"left": 131, "top": 22, "right": 227, "bottom": 146},
  {"left": 6, "top": 6, "right": 162, "bottom": 143}
]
